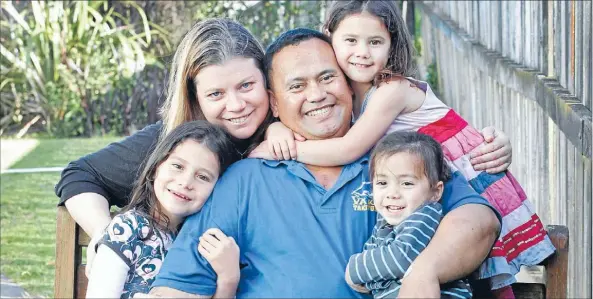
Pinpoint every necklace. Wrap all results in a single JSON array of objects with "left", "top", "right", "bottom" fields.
[{"left": 235, "top": 147, "right": 249, "bottom": 159}]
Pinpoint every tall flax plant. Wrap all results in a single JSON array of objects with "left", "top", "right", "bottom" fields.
[{"left": 0, "top": 0, "right": 170, "bottom": 136}]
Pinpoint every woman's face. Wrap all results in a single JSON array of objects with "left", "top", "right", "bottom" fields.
[{"left": 195, "top": 58, "right": 269, "bottom": 140}]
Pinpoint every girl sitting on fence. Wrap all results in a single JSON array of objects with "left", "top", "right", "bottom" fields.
[
  {"left": 250, "top": 1, "right": 556, "bottom": 297},
  {"left": 86, "top": 121, "right": 241, "bottom": 299}
]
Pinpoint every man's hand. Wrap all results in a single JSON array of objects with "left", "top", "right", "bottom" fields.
[
  {"left": 398, "top": 265, "right": 440, "bottom": 298},
  {"left": 471, "top": 126, "right": 512, "bottom": 173},
  {"left": 345, "top": 263, "right": 370, "bottom": 294}
]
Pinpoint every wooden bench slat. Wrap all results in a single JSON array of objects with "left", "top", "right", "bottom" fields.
[
  {"left": 55, "top": 206, "right": 77, "bottom": 298},
  {"left": 78, "top": 230, "right": 91, "bottom": 246},
  {"left": 545, "top": 225, "right": 569, "bottom": 299},
  {"left": 77, "top": 264, "right": 88, "bottom": 299}
]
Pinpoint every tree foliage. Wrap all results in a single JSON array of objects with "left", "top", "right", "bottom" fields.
[
  {"left": 0, "top": 0, "right": 170, "bottom": 136},
  {"left": 1, "top": 0, "right": 328, "bottom": 137}
]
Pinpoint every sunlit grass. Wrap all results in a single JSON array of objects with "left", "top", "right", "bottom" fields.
[{"left": 0, "top": 137, "right": 120, "bottom": 297}]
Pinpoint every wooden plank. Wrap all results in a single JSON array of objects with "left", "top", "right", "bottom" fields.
[
  {"left": 539, "top": 107, "right": 550, "bottom": 223},
  {"left": 555, "top": 0, "right": 562, "bottom": 81},
  {"left": 548, "top": 120, "right": 559, "bottom": 223},
  {"left": 566, "top": 139, "right": 577, "bottom": 298},
  {"left": 525, "top": 1, "right": 533, "bottom": 67},
  {"left": 560, "top": 0, "right": 569, "bottom": 87},
  {"left": 574, "top": 0, "right": 582, "bottom": 101},
  {"left": 582, "top": 0, "right": 592, "bottom": 110},
  {"left": 545, "top": 225, "right": 569, "bottom": 299},
  {"left": 546, "top": 0, "right": 554, "bottom": 76},
  {"left": 512, "top": 283, "right": 545, "bottom": 299},
  {"left": 501, "top": 1, "right": 509, "bottom": 58},
  {"left": 568, "top": 0, "right": 576, "bottom": 94},
  {"left": 535, "top": 1, "right": 542, "bottom": 70},
  {"left": 54, "top": 206, "right": 77, "bottom": 298},
  {"left": 558, "top": 131, "right": 567, "bottom": 225},
  {"left": 582, "top": 155, "right": 592, "bottom": 298},
  {"left": 78, "top": 229, "right": 91, "bottom": 246},
  {"left": 77, "top": 264, "right": 88, "bottom": 299}
]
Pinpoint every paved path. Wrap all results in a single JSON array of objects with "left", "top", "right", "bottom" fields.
[
  {"left": 0, "top": 139, "right": 38, "bottom": 170},
  {"left": 0, "top": 275, "right": 30, "bottom": 298},
  {"left": 1, "top": 139, "right": 40, "bottom": 298}
]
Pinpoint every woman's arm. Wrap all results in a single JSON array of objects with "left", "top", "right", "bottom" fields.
[
  {"left": 56, "top": 122, "right": 162, "bottom": 234},
  {"left": 294, "top": 80, "right": 412, "bottom": 166},
  {"left": 64, "top": 193, "right": 112, "bottom": 277},
  {"left": 86, "top": 245, "right": 129, "bottom": 298},
  {"left": 64, "top": 193, "right": 112, "bottom": 239}
]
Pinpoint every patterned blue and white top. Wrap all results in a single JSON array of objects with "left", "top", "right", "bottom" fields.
[
  {"left": 347, "top": 202, "right": 472, "bottom": 299},
  {"left": 98, "top": 209, "right": 175, "bottom": 299}
]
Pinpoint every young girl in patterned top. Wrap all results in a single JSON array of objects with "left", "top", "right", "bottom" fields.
[
  {"left": 252, "top": 1, "right": 555, "bottom": 297},
  {"left": 86, "top": 121, "right": 241, "bottom": 299},
  {"left": 346, "top": 131, "right": 471, "bottom": 299}
]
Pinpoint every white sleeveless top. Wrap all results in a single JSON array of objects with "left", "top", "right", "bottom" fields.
[{"left": 358, "top": 77, "right": 451, "bottom": 134}]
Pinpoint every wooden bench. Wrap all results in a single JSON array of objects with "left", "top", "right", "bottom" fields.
[
  {"left": 54, "top": 206, "right": 118, "bottom": 298},
  {"left": 54, "top": 206, "right": 570, "bottom": 298}
]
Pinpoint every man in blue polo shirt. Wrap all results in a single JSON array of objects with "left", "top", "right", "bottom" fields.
[{"left": 149, "top": 29, "right": 501, "bottom": 298}]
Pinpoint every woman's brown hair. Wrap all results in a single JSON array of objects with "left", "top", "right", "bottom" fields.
[{"left": 160, "top": 18, "right": 274, "bottom": 154}]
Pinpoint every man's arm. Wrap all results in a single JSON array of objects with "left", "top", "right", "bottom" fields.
[
  {"left": 411, "top": 204, "right": 499, "bottom": 282},
  {"left": 398, "top": 204, "right": 499, "bottom": 298}
]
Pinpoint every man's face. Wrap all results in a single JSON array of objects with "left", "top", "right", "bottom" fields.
[{"left": 268, "top": 38, "right": 353, "bottom": 140}]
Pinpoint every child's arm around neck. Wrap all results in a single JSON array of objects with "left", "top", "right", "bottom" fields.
[{"left": 295, "top": 78, "right": 423, "bottom": 166}]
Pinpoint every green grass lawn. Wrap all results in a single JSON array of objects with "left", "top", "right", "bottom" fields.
[{"left": 0, "top": 137, "right": 121, "bottom": 297}]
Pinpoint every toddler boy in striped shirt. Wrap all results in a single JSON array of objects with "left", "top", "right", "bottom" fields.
[{"left": 346, "top": 131, "right": 472, "bottom": 299}]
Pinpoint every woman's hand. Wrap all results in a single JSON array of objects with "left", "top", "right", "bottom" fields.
[
  {"left": 198, "top": 228, "right": 240, "bottom": 283},
  {"left": 471, "top": 126, "right": 513, "bottom": 173}
]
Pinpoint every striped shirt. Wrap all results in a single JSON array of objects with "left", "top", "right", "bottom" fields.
[{"left": 347, "top": 202, "right": 472, "bottom": 299}]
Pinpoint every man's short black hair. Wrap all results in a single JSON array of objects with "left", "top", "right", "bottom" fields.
[{"left": 264, "top": 28, "right": 332, "bottom": 89}]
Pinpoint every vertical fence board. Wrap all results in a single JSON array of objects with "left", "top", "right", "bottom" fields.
[
  {"left": 583, "top": 156, "right": 592, "bottom": 297},
  {"left": 574, "top": 0, "right": 582, "bottom": 101},
  {"left": 582, "top": 0, "right": 592, "bottom": 110},
  {"left": 565, "top": 139, "right": 577, "bottom": 297},
  {"left": 568, "top": 0, "right": 576, "bottom": 94},
  {"left": 555, "top": 1, "right": 562, "bottom": 81},
  {"left": 417, "top": 3, "right": 592, "bottom": 296}
]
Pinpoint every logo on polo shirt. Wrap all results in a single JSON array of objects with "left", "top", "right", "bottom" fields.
[{"left": 351, "top": 181, "right": 375, "bottom": 211}]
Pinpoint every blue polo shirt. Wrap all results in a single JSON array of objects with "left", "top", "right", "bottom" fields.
[{"left": 152, "top": 156, "right": 499, "bottom": 297}]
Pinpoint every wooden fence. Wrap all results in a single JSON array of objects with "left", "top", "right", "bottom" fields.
[{"left": 415, "top": 1, "right": 591, "bottom": 298}]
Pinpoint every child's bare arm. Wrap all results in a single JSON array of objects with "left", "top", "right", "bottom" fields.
[
  {"left": 198, "top": 228, "right": 240, "bottom": 299},
  {"left": 293, "top": 80, "right": 412, "bottom": 166},
  {"left": 86, "top": 245, "right": 129, "bottom": 298}
]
